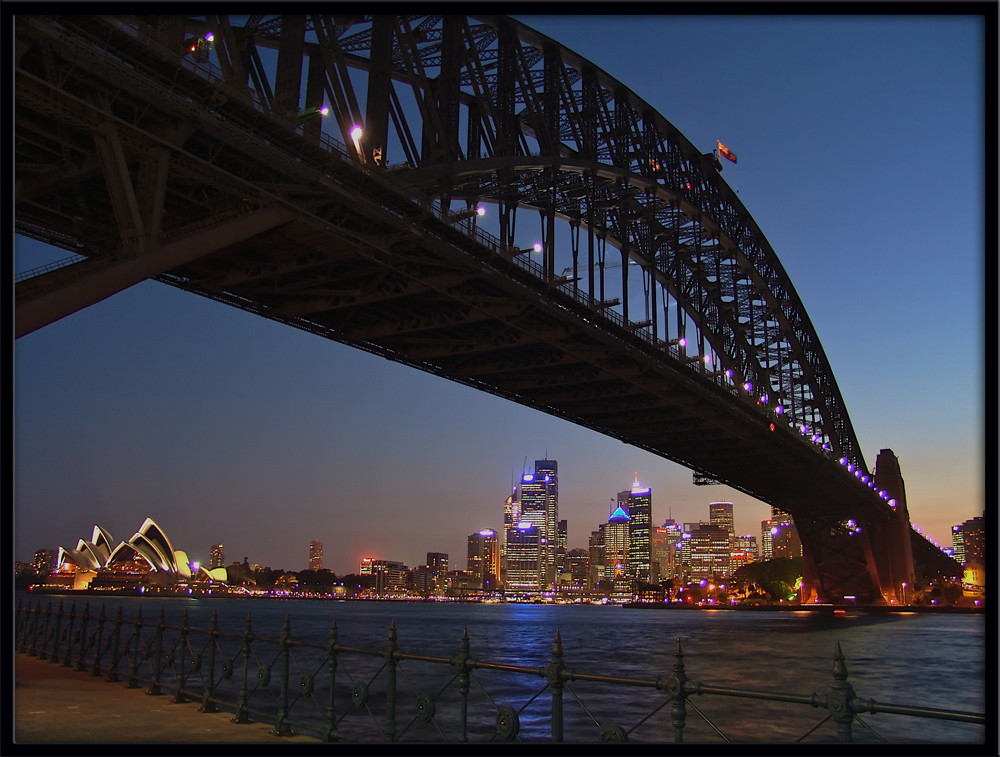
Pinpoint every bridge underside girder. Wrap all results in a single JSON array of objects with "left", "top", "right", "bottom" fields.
[{"left": 12, "top": 14, "right": 934, "bottom": 603}]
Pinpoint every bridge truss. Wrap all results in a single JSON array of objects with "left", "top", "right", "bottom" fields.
[{"left": 13, "top": 14, "right": 960, "bottom": 601}]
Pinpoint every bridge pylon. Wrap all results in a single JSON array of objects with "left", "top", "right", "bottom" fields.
[{"left": 868, "top": 449, "right": 916, "bottom": 603}]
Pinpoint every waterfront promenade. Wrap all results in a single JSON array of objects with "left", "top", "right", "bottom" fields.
[{"left": 13, "top": 653, "right": 320, "bottom": 744}]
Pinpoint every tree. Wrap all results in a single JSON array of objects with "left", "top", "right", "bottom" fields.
[{"left": 732, "top": 558, "right": 803, "bottom": 603}]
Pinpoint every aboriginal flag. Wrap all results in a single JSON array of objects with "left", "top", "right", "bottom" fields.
[{"left": 717, "top": 141, "right": 738, "bottom": 164}]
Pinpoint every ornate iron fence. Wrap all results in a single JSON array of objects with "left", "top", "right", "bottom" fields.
[{"left": 14, "top": 598, "right": 985, "bottom": 743}]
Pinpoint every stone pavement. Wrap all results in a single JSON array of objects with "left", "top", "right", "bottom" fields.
[{"left": 13, "top": 652, "right": 322, "bottom": 745}]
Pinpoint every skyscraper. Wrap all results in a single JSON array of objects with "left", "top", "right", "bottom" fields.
[
  {"left": 709, "top": 502, "right": 735, "bottom": 535},
  {"left": 625, "top": 473, "right": 652, "bottom": 583},
  {"left": 651, "top": 520, "right": 683, "bottom": 583},
  {"left": 505, "top": 522, "right": 541, "bottom": 592},
  {"left": 604, "top": 504, "right": 631, "bottom": 582},
  {"left": 308, "top": 539, "right": 323, "bottom": 571},
  {"left": 517, "top": 460, "right": 558, "bottom": 588},
  {"left": 686, "top": 524, "right": 731, "bottom": 580},
  {"left": 954, "top": 515, "right": 984, "bottom": 566},
  {"left": 468, "top": 529, "right": 500, "bottom": 591},
  {"left": 501, "top": 487, "right": 520, "bottom": 573},
  {"left": 426, "top": 552, "right": 449, "bottom": 595}
]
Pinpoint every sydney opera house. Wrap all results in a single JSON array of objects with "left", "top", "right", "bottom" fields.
[{"left": 53, "top": 518, "right": 227, "bottom": 591}]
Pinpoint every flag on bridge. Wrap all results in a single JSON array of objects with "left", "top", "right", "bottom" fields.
[{"left": 717, "top": 140, "right": 738, "bottom": 164}]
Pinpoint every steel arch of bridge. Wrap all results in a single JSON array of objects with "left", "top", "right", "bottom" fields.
[{"left": 16, "top": 14, "right": 954, "bottom": 601}]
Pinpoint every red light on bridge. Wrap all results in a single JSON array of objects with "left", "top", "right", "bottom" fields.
[{"left": 769, "top": 422, "right": 776, "bottom": 432}]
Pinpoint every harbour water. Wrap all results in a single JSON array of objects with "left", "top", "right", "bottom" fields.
[{"left": 16, "top": 593, "right": 987, "bottom": 744}]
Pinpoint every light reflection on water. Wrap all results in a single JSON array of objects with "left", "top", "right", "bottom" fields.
[{"left": 29, "top": 596, "right": 985, "bottom": 744}]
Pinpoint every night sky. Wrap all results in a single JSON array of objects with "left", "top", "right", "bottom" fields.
[{"left": 14, "top": 13, "right": 986, "bottom": 576}]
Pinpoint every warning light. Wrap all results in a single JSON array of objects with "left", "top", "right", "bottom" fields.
[{"left": 769, "top": 423, "right": 776, "bottom": 432}]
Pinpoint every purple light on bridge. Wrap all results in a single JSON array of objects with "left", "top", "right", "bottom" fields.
[
  {"left": 743, "top": 381, "right": 753, "bottom": 392},
  {"left": 775, "top": 405, "right": 784, "bottom": 415},
  {"left": 840, "top": 457, "right": 848, "bottom": 465}
]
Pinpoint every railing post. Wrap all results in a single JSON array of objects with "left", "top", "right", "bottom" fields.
[
  {"left": 233, "top": 614, "right": 253, "bottom": 724},
  {"left": 667, "top": 638, "right": 689, "bottom": 742},
  {"left": 91, "top": 603, "right": 106, "bottom": 676},
  {"left": 453, "top": 627, "right": 471, "bottom": 742},
  {"left": 63, "top": 602, "right": 77, "bottom": 667},
  {"left": 47, "top": 600, "right": 65, "bottom": 663},
  {"left": 546, "top": 628, "right": 566, "bottom": 742},
  {"left": 106, "top": 604, "right": 123, "bottom": 683},
  {"left": 828, "top": 640, "right": 856, "bottom": 742},
  {"left": 383, "top": 620, "right": 398, "bottom": 742},
  {"left": 173, "top": 609, "right": 190, "bottom": 703},
  {"left": 125, "top": 606, "right": 142, "bottom": 688},
  {"left": 200, "top": 610, "right": 219, "bottom": 713},
  {"left": 147, "top": 605, "right": 165, "bottom": 695},
  {"left": 75, "top": 601, "right": 90, "bottom": 672},
  {"left": 323, "top": 618, "right": 339, "bottom": 742},
  {"left": 272, "top": 614, "right": 292, "bottom": 735}
]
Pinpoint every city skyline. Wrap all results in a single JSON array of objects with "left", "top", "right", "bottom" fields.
[{"left": 14, "top": 14, "right": 987, "bottom": 577}]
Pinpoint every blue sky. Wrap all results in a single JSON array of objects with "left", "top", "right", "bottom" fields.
[{"left": 14, "top": 13, "right": 987, "bottom": 574}]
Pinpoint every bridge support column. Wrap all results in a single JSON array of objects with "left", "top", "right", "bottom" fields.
[
  {"left": 868, "top": 449, "right": 915, "bottom": 603},
  {"left": 16, "top": 207, "right": 296, "bottom": 338}
]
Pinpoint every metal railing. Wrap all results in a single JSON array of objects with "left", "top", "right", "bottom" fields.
[{"left": 14, "top": 599, "right": 985, "bottom": 744}]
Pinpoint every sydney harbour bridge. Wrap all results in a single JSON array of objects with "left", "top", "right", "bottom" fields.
[{"left": 13, "top": 14, "right": 960, "bottom": 603}]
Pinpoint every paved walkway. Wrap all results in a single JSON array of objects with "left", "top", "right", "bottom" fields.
[{"left": 13, "top": 652, "right": 322, "bottom": 745}]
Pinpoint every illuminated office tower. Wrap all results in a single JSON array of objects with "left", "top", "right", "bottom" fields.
[
  {"left": 604, "top": 505, "right": 631, "bottom": 582},
  {"left": 651, "top": 521, "right": 683, "bottom": 582},
  {"left": 771, "top": 506, "right": 794, "bottom": 526},
  {"left": 32, "top": 548, "right": 56, "bottom": 574},
  {"left": 501, "top": 487, "right": 520, "bottom": 568},
  {"left": 210, "top": 542, "right": 225, "bottom": 569},
  {"left": 770, "top": 521, "right": 802, "bottom": 560},
  {"left": 951, "top": 524, "right": 966, "bottom": 564},
  {"left": 505, "top": 522, "right": 541, "bottom": 592},
  {"left": 954, "top": 515, "right": 984, "bottom": 565},
  {"left": 731, "top": 535, "right": 757, "bottom": 572},
  {"left": 308, "top": 540, "right": 323, "bottom": 571},
  {"left": 518, "top": 460, "right": 558, "bottom": 587},
  {"left": 468, "top": 529, "right": 500, "bottom": 590},
  {"left": 687, "top": 524, "right": 731, "bottom": 580},
  {"left": 624, "top": 473, "right": 652, "bottom": 582},
  {"left": 426, "top": 552, "right": 449, "bottom": 595},
  {"left": 588, "top": 526, "right": 606, "bottom": 591},
  {"left": 709, "top": 502, "right": 735, "bottom": 535},
  {"left": 760, "top": 520, "right": 774, "bottom": 560}
]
